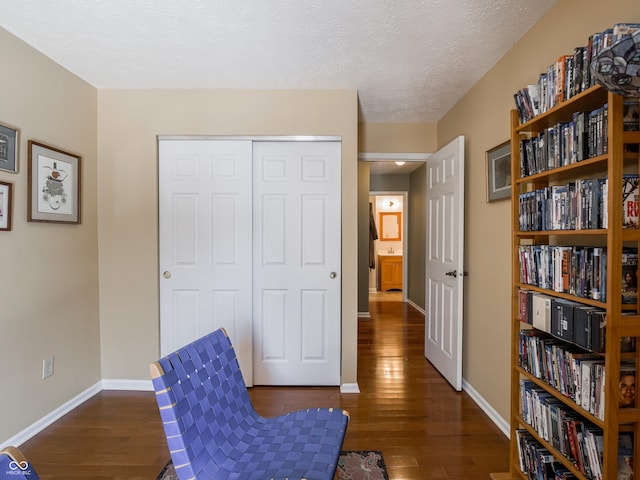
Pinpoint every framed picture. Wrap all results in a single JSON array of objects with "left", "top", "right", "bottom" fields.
[
  {"left": 0, "top": 123, "right": 19, "bottom": 173},
  {"left": 28, "top": 140, "right": 81, "bottom": 224},
  {"left": 486, "top": 141, "right": 511, "bottom": 202},
  {"left": 0, "top": 181, "right": 12, "bottom": 231}
]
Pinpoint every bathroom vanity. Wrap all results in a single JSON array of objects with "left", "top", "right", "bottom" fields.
[{"left": 377, "top": 254, "right": 403, "bottom": 292}]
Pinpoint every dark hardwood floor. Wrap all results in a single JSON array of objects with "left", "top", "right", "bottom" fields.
[{"left": 19, "top": 296, "right": 509, "bottom": 479}]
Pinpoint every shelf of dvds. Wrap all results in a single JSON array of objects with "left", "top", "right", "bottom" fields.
[{"left": 492, "top": 87, "right": 640, "bottom": 479}]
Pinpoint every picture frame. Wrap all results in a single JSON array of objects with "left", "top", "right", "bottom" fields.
[
  {"left": 0, "top": 180, "right": 12, "bottom": 231},
  {"left": 0, "top": 122, "right": 19, "bottom": 173},
  {"left": 486, "top": 141, "right": 512, "bottom": 202},
  {"left": 28, "top": 140, "right": 81, "bottom": 224}
]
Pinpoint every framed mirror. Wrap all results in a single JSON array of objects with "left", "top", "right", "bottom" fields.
[{"left": 380, "top": 212, "right": 401, "bottom": 241}]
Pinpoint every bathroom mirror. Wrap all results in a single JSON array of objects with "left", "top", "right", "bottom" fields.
[{"left": 380, "top": 212, "right": 401, "bottom": 241}]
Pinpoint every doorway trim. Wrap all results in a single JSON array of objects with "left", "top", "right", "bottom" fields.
[{"left": 361, "top": 151, "right": 429, "bottom": 307}]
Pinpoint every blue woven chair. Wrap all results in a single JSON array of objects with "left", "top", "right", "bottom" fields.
[
  {"left": 150, "top": 328, "right": 349, "bottom": 480},
  {"left": 0, "top": 447, "right": 40, "bottom": 479}
]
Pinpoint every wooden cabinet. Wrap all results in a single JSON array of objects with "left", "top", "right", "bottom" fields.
[
  {"left": 492, "top": 87, "right": 640, "bottom": 480},
  {"left": 378, "top": 255, "right": 402, "bottom": 291}
]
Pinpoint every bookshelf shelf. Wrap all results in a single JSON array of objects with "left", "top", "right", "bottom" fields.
[
  {"left": 514, "top": 155, "right": 607, "bottom": 185},
  {"left": 516, "top": 366, "right": 606, "bottom": 428},
  {"left": 624, "top": 229, "right": 640, "bottom": 242},
  {"left": 501, "top": 86, "right": 640, "bottom": 479},
  {"left": 515, "top": 414, "right": 588, "bottom": 479},
  {"left": 515, "top": 85, "right": 609, "bottom": 134},
  {"left": 515, "top": 283, "right": 608, "bottom": 308},
  {"left": 516, "top": 229, "right": 607, "bottom": 236}
]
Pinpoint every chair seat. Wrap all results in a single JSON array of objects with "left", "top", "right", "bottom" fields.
[
  {"left": 151, "top": 328, "right": 348, "bottom": 480},
  {"left": 190, "top": 408, "right": 347, "bottom": 480}
]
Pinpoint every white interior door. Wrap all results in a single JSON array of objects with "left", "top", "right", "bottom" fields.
[
  {"left": 158, "top": 139, "right": 254, "bottom": 385},
  {"left": 159, "top": 138, "right": 341, "bottom": 387},
  {"left": 425, "top": 136, "right": 465, "bottom": 391},
  {"left": 252, "top": 141, "right": 342, "bottom": 385}
]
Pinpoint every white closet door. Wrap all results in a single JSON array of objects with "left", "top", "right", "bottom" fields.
[
  {"left": 252, "top": 141, "right": 342, "bottom": 385},
  {"left": 158, "top": 139, "right": 254, "bottom": 385}
]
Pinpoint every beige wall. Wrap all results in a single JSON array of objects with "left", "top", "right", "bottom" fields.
[
  {"left": 437, "top": 0, "right": 640, "bottom": 421},
  {"left": 97, "top": 89, "right": 359, "bottom": 385},
  {"left": 0, "top": 28, "right": 100, "bottom": 442},
  {"left": 359, "top": 122, "right": 437, "bottom": 153},
  {"left": 408, "top": 165, "right": 427, "bottom": 308}
]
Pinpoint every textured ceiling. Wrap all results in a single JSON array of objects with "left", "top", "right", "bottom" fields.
[{"left": 0, "top": 0, "right": 556, "bottom": 124}]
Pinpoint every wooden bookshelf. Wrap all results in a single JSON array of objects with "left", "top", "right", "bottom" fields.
[{"left": 492, "top": 87, "right": 640, "bottom": 479}]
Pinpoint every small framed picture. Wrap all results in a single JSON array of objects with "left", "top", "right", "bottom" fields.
[
  {"left": 619, "top": 364, "right": 636, "bottom": 408},
  {"left": 0, "top": 123, "right": 19, "bottom": 173},
  {"left": 0, "top": 181, "right": 12, "bottom": 231},
  {"left": 28, "top": 140, "right": 81, "bottom": 224},
  {"left": 486, "top": 141, "right": 511, "bottom": 202}
]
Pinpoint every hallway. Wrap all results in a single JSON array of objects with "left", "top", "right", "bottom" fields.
[
  {"left": 345, "top": 297, "right": 510, "bottom": 478},
  {"left": 19, "top": 297, "right": 509, "bottom": 479}
]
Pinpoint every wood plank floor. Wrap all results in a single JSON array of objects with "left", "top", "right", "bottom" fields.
[{"left": 19, "top": 297, "right": 509, "bottom": 479}]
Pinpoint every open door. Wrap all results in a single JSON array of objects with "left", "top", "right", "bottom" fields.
[{"left": 425, "top": 136, "right": 465, "bottom": 391}]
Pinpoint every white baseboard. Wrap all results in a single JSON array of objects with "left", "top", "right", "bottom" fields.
[
  {"left": 0, "top": 379, "right": 156, "bottom": 449},
  {"left": 462, "top": 378, "right": 510, "bottom": 438},
  {"left": 406, "top": 299, "right": 425, "bottom": 314},
  {"left": 340, "top": 383, "right": 360, "bottom": 394},
  {"left": 0, "top": 381, "right": 103, "bottom": 450},
  {"left": 358, "top": 311, "right": 371, "bottom": 318},
  {"left": 101, "top": 379, "right": 154, "bottom": 391}
]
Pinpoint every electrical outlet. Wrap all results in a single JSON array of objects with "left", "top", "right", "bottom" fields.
[{"left": 42, "top": 356, "right": 54, "bottom": 379}]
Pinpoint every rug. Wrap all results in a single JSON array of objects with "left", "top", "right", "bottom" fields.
[
  {"left": 336, "top": 451, "right": 388, "bottom": 480},
  {"left": 156, "top": 450, "right": 388, "bottom": 480}
]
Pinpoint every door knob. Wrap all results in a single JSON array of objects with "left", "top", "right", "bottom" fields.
[
  {"left": 163, "top": 271, "right": 172, "bottom": 279},
  {"left": 330, "top": 272, "right": 337, "bottom": 279},
  {"left": 445, "top": 270, "right": 457, "bottom": 277}
]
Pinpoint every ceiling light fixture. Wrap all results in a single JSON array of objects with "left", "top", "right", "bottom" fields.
[{"left": 394, "top": 161, "right": 406, "bottom": 166}]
